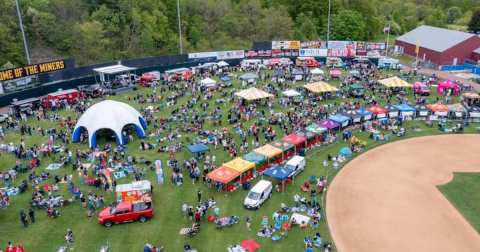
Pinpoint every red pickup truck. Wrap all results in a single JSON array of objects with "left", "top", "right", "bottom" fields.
[{"left": 98, "top": 201, "right": 154, "bottom": 227}]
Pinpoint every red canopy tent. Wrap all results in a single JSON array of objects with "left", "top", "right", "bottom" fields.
[
  {"left": 206, "top": 166, "right": 241, "bottom": 191},
  {"left": 367, "top": 105, "right": 389, "bottom": 118},
  {"left": 240, "top": 240, "right": 261, "bottom": 252},
  {"left": 282, "top": 133, "right": 307, "bottom": 153}
]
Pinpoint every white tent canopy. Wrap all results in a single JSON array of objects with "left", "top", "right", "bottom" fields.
[
  {"left": 217, "top": 61, "right": 229, "bottom": 67},
  {"left": 200, "top": 77, "right": 217, "bottom": 87},
  {"left": 93, "top": 64, "right": 137, "bottom": 82},
  {"left": 235, "top": 87, "right": 273, "bottom": 101},
  {"left": 282, "top": 89, "right": 301, "bottom": 97},
  {"left": 72, "top": 100, "right": 146, "bottom": 148},
  {"left": 310, "top": 68, "right": 324, "bottom": 75}
]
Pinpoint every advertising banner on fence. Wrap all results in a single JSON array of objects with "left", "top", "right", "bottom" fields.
[
  {"left": 0, "top": 60, "right": 66, "bottom": 82},
  {"left": 327, "top": 41, "right": 356, "bottom": 57},
  {"left": 216, "top": 50, "right": 245, "bottom": 60},
  {"left": 327, "top": 41, "right": 355, "bottom": 49},
  {"left": 188, "top": 51, "right": 218, "bottom": 59},
  {"left": 271, "top": 49, "right": 299, "bottom": 57},
  {"left": 301, "top": 41, "right": 326, "bottom": 49},
  {"left": 299, "top": 48, "right": 328, "bottom": 57},
  {"left": 272, "top": 41, "right": 301, "bottom": 50}
]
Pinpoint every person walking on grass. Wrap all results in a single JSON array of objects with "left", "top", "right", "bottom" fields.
[
  {"left": 28, "top": 208, "right": 35, "bottom": 223},
  {"left": 246, "top": 216, "right": 252, "bottom": 231},
  {"left": 20, "top": 210, "right": 28, "bottom": 228},
  {"left": 197, "top": 189, "right": 202, "bottom": 203}
]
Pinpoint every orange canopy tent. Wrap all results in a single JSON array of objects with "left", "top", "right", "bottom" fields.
[
  {"left": 207, "top": 166, "right": 241, "bottom": 184},
  {"left": 427, "top": 103, "right": 449, "bottom": 113}
]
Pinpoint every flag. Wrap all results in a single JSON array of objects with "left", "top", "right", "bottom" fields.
[
  {"left": 383, "top": 25, "right": 391, "bottom": 33},
  {"left": 415, "top": 40, "right": 420, "bottom": 55}
]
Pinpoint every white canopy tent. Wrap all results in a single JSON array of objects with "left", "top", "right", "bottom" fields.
[
  {"left": 310, "top": 68, "right": 324, "bottom": 75},
  {"left": 217, "top": 61, "right": 229, "bottom": 67},
  {"left": 72, "top": 100, "right": 146, "bottom": 148},
  {"left": 93, "top": 64, "right": 137, "bottom": 83},
  {"left": 282, "top": 89, "right": 301, "bottom": 97},
  {"left": 200, "top": 77, "right": 217, "bottom": 87}
]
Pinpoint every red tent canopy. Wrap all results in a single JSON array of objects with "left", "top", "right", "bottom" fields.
[
  {"left": 367, "top": 105, "right": 389, "bottom": 115},
  {"left": 282, "top": 133, "right": 307, "bottom": 146},
  {"left": 240, "top": 240, "right": 261, "bottom": 252}
]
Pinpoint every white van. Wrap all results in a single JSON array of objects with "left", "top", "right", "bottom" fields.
[
  {"left": 244, "top": 180, "right": 272, "bottom": 209},
  {"left": 284, "top": 155, "right": 305, "bottom": 178}
]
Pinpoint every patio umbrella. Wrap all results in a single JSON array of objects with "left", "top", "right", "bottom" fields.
[{"left": 240, "top": 240, "right": 261, "bottom": 252}]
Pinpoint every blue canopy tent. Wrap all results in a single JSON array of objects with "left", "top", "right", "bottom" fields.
[
  {"left": 187, "top": 143, "right": 209, "bottom": 159},
  {"left": 396, "top": 103, "right": 416, "bottom": 118},
  {"left": 329, "top": 114, "right": 350, "bottom": 128},
  {"left": 356, "top": 108, "right": 373, "bottom": 121},
  {"left": 339, "top": 147, "right": 352, "bottom": 157},
  {"left": 263, "top": 165, "right": 294, "bottom": 192}
]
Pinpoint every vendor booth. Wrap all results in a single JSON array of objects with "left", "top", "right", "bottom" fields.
[
  {"left": 357, "top": 107, "right": 373, "bottom": 121},
  {"left": 254, "top": 144, "right": 284, "bottom": 165},
  {"left": 348, "top": 83, "right": 365, "bottom": 97},
  {"left": 463, "top": 92, "right": 480, "bottom": 106},
  {"left": 413, "top": 82, "right": 430, "bottom": 95},
  {"left": 239, "top": 72, "right": 259, "bottom": 84},
  {"left": 378, "top": 76, "right": 412, "bottom": 89},
  {"left": 270, "top": 141, "right": 295, "bottom": 161},
  {"left": 343, "top": 110, "right": 362, "bottom": 124},
  {"left": 115, "top": 180, "right": 151, "bottom": 203},
  {"left": 468, "top": 106, "right": 480, "bottom": 122},
  {"left": 282, "top": 89, "right": 301, "bottom": 97},
  {"left": 396, "top": 103, "right": 416, "bottom": 119},
  {"left": 187, "top": 143, "right": 209, "bottom": 159},
  {"left": 296, "top": 130, "right": 320, "bottom": 148},
  {"left": 200, "top": 77, "right": 217, "bottom": 88},
  {"left": 235, "top": 87, "right": 273, "bottom": 101},
  {"left": 223, "top": 158, "right": 256, "bottom": 184},
  {"left": 310, "top": 68, "right": 324, "bottom": 76},
  {"left": 305, "top": 123, "right": 327, "bottom": 145},
  {"left": 282, "top": 133, "right": 307, "bottom": 154},
  {"left": 304, "top": 81, "right": 339, "bottom": 94},
  {"left": 318, "top": 119, "right": 340, "bottom": 130},
  {"left": 329, "top": 114, "right": 350, "bottom": 128},
  {"left": 427, "top": 103, "right": 449, "bottom": 117},
  {"left": 448, "top": 103, "right": 466, "bottom": 119},
  {"left": 367, "top": 105, "right": 388, "bottom": 118},
  {"left": 243, "top": 152, "right": 268, "bottom": 173},
  {"left": 385, "top": 105, "right": 399, "bottom": 118},
  {"left": 207, "top": 166, "right": 241, "bottom": 192},
  {"left": 415, "top": 105, "right": 430, "bottom": 118},
  {"left": 437, "top": 80, "right": 460, "bottom": 96},
  {"left": 263, "top": 165, "right": 293, "bottom": 192}
]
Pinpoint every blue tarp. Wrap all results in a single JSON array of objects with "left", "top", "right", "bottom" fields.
[
  {"left": 187, "top": 143, "right": 209, "bottom": 154},
  {"left": 263, "top": 165, "right": 293, "bottom": 181},
  {"left": 339, "top": 147, "right": 352, "bottom": 157},
  {"left": 329, "top": 114, "right": 350, "bottom": 124},
  {"left": 395, "top": 103, "right": 416, "bottom": 112}
]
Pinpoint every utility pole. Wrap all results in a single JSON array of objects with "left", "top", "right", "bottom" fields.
[
  {"left": 326, "top": 0, "right": 332, "bottom": 49},
  {"left": 386, "top": 21, "right": 391, "bottom": 57},
  {"left": 176, "top": 0, "right": 183, "bottom": 54},
  {"left": 15, "top": 0, "right": 31, "bottom": 64}
]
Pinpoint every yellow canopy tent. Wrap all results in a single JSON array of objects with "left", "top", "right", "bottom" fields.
[
  {"left": 253, "top": 144, "right": 283, "bottom": 164},
  {"left": 223, "top": 158, "right": 255, "bottom": 173},
  {"left": 378, "top": 76, "right": 412, "bottom": 88},
  {"left": 235, "top": 87, "right": 274, "bottom": 101},
  {"left": 304, "top": 81, "right": 339, "bottom": 93}
]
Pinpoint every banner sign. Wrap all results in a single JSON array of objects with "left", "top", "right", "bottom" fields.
[
  {"left": 299, "top": 48, "right": 328, "bottom": 57},
  {"left": 188, "top": 51, "right": 218, "bottom": 59},
  {"left": 301, "top": 41, "right": 326, "bottom": 49},
  {"left": 246, "top": 50, "right": 258, "bottom": 58},
  {"left": 327, "top": 41, "right": 355, "bottom": 49},
  {"left": 216, "top": 50, "right": 245, "bottom": 60},
  {"left": 272, "top": 41, "right": 301, "bottom": 50},
  {"left": 356, "top": 42, "right": 367, "bottom": 56},
  {"left": 271, "top": 49, "right": 299, "bottom": 57},
  {"left": 0, "top": 60, "right": 66, "bottom": 82}
]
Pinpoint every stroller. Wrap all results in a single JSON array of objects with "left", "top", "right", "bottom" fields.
[
  {"left": 215, "top": 216, "right": 239, "bottom": 229},
  {"left": 179, "top": 223, "right": 200, "bottom": 237}
]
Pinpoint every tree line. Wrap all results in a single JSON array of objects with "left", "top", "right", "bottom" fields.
[{"left": 1, "top": 0, "right": 479, "bottom": 67}]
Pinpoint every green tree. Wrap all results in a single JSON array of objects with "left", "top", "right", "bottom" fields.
[
  {"left": 446, "top": 7, "right": 462, "bottom": 24},
  {"left": 468, "top": 9, "right": 480, "bottom": 33},
  {"left": 294, "top": 12, "right": 318, "bottom": 40},
  {"left": 331, "top": 10, "right": 367, "bottom": 40}
]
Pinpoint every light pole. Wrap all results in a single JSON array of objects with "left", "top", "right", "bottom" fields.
[
  {"left": 15, "top": 0, "right": 31, "bottom": 64},
  {"left": 326, "top": 0, "right": 332, "bottom": 48},
  {"left": 385, "top": 20, "right": 391, "bottom": 57},
  {"left": 176, "top": 0, "right": 183, "bottom": 54}
]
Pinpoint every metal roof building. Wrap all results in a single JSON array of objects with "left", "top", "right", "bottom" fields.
[{"left": 395, "top": 25, "right": 480, "bottom": 65}]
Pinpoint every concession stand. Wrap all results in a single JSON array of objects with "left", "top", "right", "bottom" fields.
[
  {"left": 282, "top": 133, "right": 307, "bottom": 153},
  {"left": 223, "top": 158, "right": 256, "bottom": 184},
  {"left": 243, "top": 152, "right": 268, "bottom": 173},
  {"left": 207, "top": 166, "right": 241, "bottom": 192},
  {"left": 254, "top": 144, "right": 284, "bottom": 165}
]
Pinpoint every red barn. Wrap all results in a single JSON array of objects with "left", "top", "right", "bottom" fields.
[{"left": 395, "top": 25, "right": 480, "bottom": 66}]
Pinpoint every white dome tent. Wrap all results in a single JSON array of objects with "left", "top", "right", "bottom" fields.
[{"left": 72, "top": 100, "right": 147, "bottom": 148}]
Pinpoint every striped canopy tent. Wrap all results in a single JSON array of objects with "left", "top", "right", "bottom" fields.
[
  {"left": 304, "top": 81, "right": 339, "bottom": 93},
  {"left": 235, "top": 87, "right": 274, "bottom": 101},
  {"left": 378, "top": 76, "right": 412, "bottom": 88},
  {"left": 254, "top": 144, "right": 283, "bottom": 164}
]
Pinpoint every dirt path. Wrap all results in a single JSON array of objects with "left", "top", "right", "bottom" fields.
[{"left": 327, "top": 135, "right": 480, "bottom": 252}]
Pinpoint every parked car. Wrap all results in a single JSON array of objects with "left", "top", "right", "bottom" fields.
[
  {"left": 284, "top": 155, "right": 306, "bottom": 178},
  {"left": 244, "top": 180, "right": 272, "bottom": 209},
  {"left": 98, "top": 201, "right": 153, "bottom": 227}
]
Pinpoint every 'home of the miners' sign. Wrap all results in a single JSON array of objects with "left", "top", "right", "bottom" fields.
[{"left": 0, "top": 60, "right": 66, "bottom": 81}]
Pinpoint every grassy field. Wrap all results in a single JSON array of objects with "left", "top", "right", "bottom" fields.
[
  {"left": 0, "top": 68, "right": 475, "bottom": 251},
  {"left": 439, "top": 173, "right": 480, "bottom": 233}
]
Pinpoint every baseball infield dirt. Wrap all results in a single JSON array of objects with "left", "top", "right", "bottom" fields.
[{"left": 327, "top": 135, "right": 480, "bottom": 252}]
